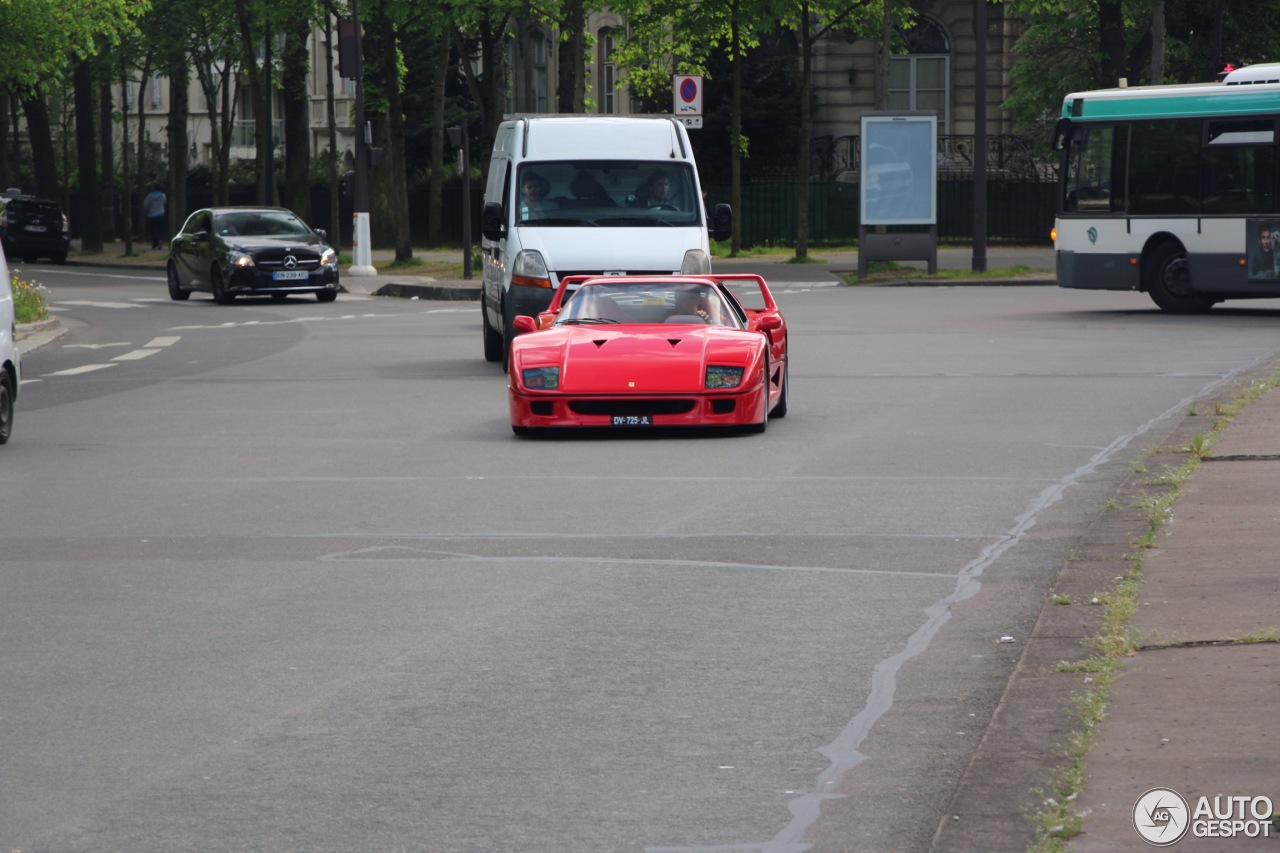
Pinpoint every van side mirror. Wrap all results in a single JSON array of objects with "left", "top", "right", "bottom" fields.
[
  {"left": 481, "top": 202, "right": 506, "bottom": 242},
  {"left": 710, "top": 203, "right": 732, "bottom": 242}
]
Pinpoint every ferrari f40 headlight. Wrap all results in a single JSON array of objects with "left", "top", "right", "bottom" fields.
[
  {"left": 522, "top": 366, "right": 560, "bottom": 390},
  {"left": 705, "top": 365, "right": 744, "bottom": 389}
]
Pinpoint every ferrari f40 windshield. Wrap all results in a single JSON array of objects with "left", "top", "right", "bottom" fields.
[
  {"left": 516, "top": 161, "right": 701, "bottom": 227},
  {"left": 556, "top": 282, "right": 744, "bottom": 328}
]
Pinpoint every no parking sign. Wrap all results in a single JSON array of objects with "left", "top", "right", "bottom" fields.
[{"left": 673, "top": 75, "right": 703, "bottom": 129}]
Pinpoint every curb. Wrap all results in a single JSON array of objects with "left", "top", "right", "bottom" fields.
[
  {"left": 15, "top": 316, "right": 66, "bottom": 355},
  {"left": 370, "top": 281, "right": 481, "bottom": 301}
]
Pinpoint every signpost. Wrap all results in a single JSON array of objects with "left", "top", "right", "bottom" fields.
[{"left": 673, "top": 75, "right": 703, "bottom": 129}]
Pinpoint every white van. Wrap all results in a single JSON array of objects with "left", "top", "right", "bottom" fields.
[
  {"left": 0, "top": 243, "right": 21, "bottom": 444},
  {"left": 479, "top": 115, "right": 732, "bottom": 364}
]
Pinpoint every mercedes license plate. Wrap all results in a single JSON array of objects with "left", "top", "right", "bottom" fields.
[{"left": 272, "top": 270, "right": 309, "bottom": 281}]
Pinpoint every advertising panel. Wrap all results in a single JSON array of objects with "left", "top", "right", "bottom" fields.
[{"left": 860, "top": 113, "right": 938, "bottom": 225}]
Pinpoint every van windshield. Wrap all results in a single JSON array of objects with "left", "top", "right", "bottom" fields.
[{"left": 515, "top": 161, "right": 701, "bottom": 227}]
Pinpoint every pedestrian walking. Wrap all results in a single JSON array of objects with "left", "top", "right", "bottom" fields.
[{"left": 144, "top": 184, "right": 167, "bottom": 250}]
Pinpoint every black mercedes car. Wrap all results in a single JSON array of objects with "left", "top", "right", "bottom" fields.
[
  {"left": 0, "top": 190, "right": 71, "bottom": 264},
  {"left": 167, "top": 206, "right": 340, "bottom": 303}
]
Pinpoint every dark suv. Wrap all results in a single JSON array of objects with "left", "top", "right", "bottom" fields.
[{"left": 0, "top": 190, "right": 70, "bottom": 264}]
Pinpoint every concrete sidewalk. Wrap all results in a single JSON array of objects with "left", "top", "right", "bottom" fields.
[
  {"left": 1060, "top": 382, "right": 1280, "bottom": 851},
  {"left": 932, "top": 368, "right": 1280, "bottom": 852}
]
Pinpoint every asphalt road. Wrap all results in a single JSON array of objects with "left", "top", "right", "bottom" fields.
[{"left": 4, "top": 266, "right": 1280, "bottom": 852}]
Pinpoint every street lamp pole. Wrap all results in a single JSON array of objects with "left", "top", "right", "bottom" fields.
[
  {"left": 348, "top": 0, "right": 376, "bottom": 276},
  {"left": 971, "top": 0, "right": 989, "bottom": 273}
]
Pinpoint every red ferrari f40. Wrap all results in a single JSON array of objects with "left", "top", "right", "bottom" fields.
[{"left": 507, "top": 274, "right": 788, "bottom": 435}]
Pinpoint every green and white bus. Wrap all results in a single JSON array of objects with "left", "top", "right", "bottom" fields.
[{"left": 1053, "top": 63, "right": 1280, "bottom": 312}]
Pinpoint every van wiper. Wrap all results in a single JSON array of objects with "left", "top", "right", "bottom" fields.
[
  {"left": 524, "top": 217, "right": 599, "bottom": 226},
  {"left": 594, "top": 215, "right": 676, "bottom": 227}
]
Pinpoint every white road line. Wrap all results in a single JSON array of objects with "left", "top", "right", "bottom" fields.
[
  {"left": 42, "top": 363, "right": 119, "bottom": 376},
  {"left": 145, "top": 336, "right": 181, "bottom": 347},
  {"left": 111, "top": 349, "right": 161, "bottom": 361},
  {"left": 52, "top": 300, "right": 145, "bottom": 309}
]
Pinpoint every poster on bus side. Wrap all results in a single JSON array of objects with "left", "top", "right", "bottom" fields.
[{"left": 1247, "top": 218, "right": 1280, "bottom": 281}]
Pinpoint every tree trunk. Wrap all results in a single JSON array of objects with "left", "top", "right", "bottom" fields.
[
  {"left": 99, "top": 80, "right": 115, "bottom": 241},
  {"left": 795, "top": 6, "right": 812, "bottom": 260},
  {"left": 283, "top": 18, "right": 313, "bottom": 220},
  {"left": 1150, "top": 0, "right": 1166, "bottom": 84},
  {"left": 876, "top": 0, "right": 893, "bottom": 109},
  {"left": 20, "top": 95, "right": 58, "bottom": 200},
  {"left": 168, "top": 71, "right": 190, "bottom": 235},
  {"left": 120, "top": 72, "right": 134, "bottom": 256},
  {"left": 556, "top": 0, "right": 585, "bottom": 113},
  {"left": 1099, "top": 0, "right": 1127, "bottom": 85},
  {"left": 375, "top": 8, "right": 411, "bottom": 260},
  {"left": 430, "top": 28, "right": 450, "bottom": 246},
  {"left": 323, "top": 11, "right": 342, "bottom": 250},
  {"left": 135, "top": 58, "right": 152, "bottom": 243},
  {"left": 75, "top": 59, "right": 104, "bottom": 252},
  {"left": 730, "top": 2, "right": 743, "bottom": 254}
]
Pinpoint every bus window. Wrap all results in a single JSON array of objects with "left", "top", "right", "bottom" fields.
[
  {"left": 1064, "top": 126, "right": 1116, "bottom": 212},
  {"left": 1128, "top": 120, "right": 1201, "bottom": 215},
  {"left": 1201, "top": 120, "right": 1276, "bottom": 214}
]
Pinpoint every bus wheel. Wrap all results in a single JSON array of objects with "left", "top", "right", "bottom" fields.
[{"left": 1145, "top": 242, "right": 1214, "bottom": 314}]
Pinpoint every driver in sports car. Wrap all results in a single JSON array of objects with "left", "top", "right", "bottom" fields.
[{"left": 671, "top": 287, "right": 724, "bottom": 325}]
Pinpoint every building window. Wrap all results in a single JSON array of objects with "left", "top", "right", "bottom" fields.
[
  {"left": 599, "top": 28, "right": 620, "bottom": 114},
  {"left": 150, "top": 76, "right": 164, "bottom": 110},
  {"left": 531, "top": 32, "right": 548, "bottom": 113},
  {"left": 888, "top": 18, "right": 949, "bottom": 129}
]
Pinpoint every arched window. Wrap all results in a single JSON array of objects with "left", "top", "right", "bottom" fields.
[
  {"left": 531, "top": 32, "right": 549, "bottom": 113},
  {"left": 889, "top": 18, "right": 949, "bottom": 129},
  {"left": 598, "top": 27, "right": 622, "bottom": 114}
]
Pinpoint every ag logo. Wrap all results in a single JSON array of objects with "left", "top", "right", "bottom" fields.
[
  {"left": 1087, "top": 226, "right": 1098, "bottom": 245},
  {"left": 1133, "top": 787, "right": 1190, "bottom": 845}
]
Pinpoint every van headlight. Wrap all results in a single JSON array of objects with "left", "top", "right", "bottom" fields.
[
  {"left": 680, "top": 249, "right": 711, "bottom": 275},
  {"left": 512, "top": 250, "right": 552, "bottom": 288}
]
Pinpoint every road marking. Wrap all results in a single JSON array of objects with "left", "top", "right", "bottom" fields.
[
  {"left": 52, "top": 300, "right": 145, "bottom": 309},
  {"left": 111, "top": 349, "right": 161, "bottom": 361},
  {"left": 42, "top": 363, "right": 119, "bottom": 376},
  {"left": 145, "top": 336, "right": 181, "bottom": 348},
  {"left": 65, "top": 342, "right": 134, "bottom": 350}
]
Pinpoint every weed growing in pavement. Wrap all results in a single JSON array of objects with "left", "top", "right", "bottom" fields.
[
  {"left": 1029, "top": 369, "right": 1280, "bottom": 852},
  {"left": 10, "top": 270, "right": 49, "bottom": 323}
]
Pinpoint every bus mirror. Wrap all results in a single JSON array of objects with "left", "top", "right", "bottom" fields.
[{"left": 1052, "top": 118, "right": 1071, "bottom": 152}]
